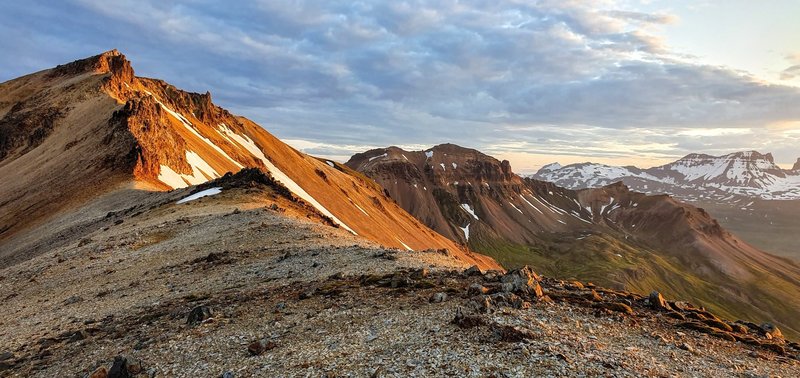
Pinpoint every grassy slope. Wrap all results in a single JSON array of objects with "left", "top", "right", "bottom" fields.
[
  {"left": 695, "top": 200, "right": 800, "bottom": 261},
  {"left": 470, "top": 233, "right": 800, "bottom": 339}
]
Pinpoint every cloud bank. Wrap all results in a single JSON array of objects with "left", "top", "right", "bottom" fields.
[{"left": 1, "top": 0, "right": 799, "bottom": 170}]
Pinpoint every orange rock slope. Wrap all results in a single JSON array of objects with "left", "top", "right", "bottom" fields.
[{"left": 0, "top": 50, "right": 498, "bottom": 270}]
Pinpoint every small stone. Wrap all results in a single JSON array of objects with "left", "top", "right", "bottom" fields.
[
  {"left": 68, "top": 330, "right": 86, "bottom": 343},
  {"left": 298, "top": 290, "right": 314, "bottom": 300},
  {"left": 390, "top": 274, "right": 410, "bottom": 288},
  {"left": 63, "top": 295, "right": 83, "bottom": 305},
  {"left": 0, "top": 352, "right": 13, "bottom": 362},
  {"left": 468, "top": 283, "right": 489, "bottom": 296},
  {"left": 469, "top": 295, "right": 493, "bottom": 313},
  {"left": 220, "top": 372, "right": 234, "bottom": 378},
  {"left": 107, "top": 355, "right": 142, "bottom": 378},
  {"left": 429, "top": 292, "right": 448, "bottom": 303},
  {"left": 703, "top": 318, "right": 733, "bottom": 332},
  {"left": 678, "top": 343, "right": 695, "bottom": 353},
  {"left": 247, "top": 341, "right": 262, "bottom": 355},
  {"left": 410, "top": 268, "right": 429, "bottom": 279},
  {"left": 592, "top": 302, "right": 634, "bottom": 315},
  {"left": 666, "top": 311, "right": 686, "bottom": 320},
  {"left": 88, "top": 366, "right": 108, "bottom": 378},
  {"left": 493, "top": 324, "right": 535, "bottom": 342},
  {"left": 760, "top": 323, "right": 783, "bottom": 339},
  {"left": 649, "top": 291, "right": 672, "bottom": 311},
  {"left": 187, "top": 305, "right": 214, "bottom": 325},
  {"left": 452, "top": 307, "right": 483, "bottom": 328},
  {"left": 463, "top": 265, "right": 483, "bottom": 276},
  {"left": 671, "top": 301, "right": 692, "bottom": 311},
  {"left": 568, "top": 281, "right": 584, "bottom": 289}
]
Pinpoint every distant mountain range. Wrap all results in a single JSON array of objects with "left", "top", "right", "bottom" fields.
[
  {"left": 531, "top": 152, "right": 800, "bottom": 201},
  {"left": 346, "top": 144, "right": 800, "bottom": 338}
]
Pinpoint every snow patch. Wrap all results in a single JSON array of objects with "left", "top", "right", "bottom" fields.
[
  {"left": 508, "top": 201, "right": 523, "bottom": 214},
  {"left": 325, "top": 160, "right": 335, "bottom": 168},
  {"left": 425, "top": 150, "right": 433, "bottom": 159},
  {"left": 353, "top": 203, "right": 369, "bottom": 217},
  {"left": 396, "top": 238, "right": 413, "bottom": 251},
  {"left": 218, "top": 124, "right": 357, "bottom": 235},
  {"left": 460, "top": 223, "right": 470, "bottom": 240},
  {"left": 146, "top": 96, "right": 242, "bottom": 170},
  {"left": 158, "top": 150, "right": 221, "bottom": 189},
  {"left": 520, "top": 196, "right": 544, "bottom": 214},
  {"left": 158, "top": 165, "right": 189, "bottom": 189},
  {"left": 176, "top": 187, "right": 222, "bottom": 204},
  {"left": 369, "top": 153, "right": 388, "bottom": 162},
  {"left": 461, "top": 204, "right": 479, "bottom": 220},
  {"left": 452, "top": 162, "right": 458, "bottom": 169},
  {"left": 439, "top": 163, "right": 446, "bottom": 170}
]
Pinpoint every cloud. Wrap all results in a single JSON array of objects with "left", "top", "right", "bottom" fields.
[
  {"left": 780, "top": 65, "right": 800, "bottom": 80},
  {"left": 1, "top": 0, "right": 800, "bottom": 168}
]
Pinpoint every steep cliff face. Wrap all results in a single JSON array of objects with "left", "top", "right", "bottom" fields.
[
  {"left": 0, "top": 51, "right": 499, "bottom": 270},
  {"left": 349, "top": 144, "right": 800, "bottom": 338}
]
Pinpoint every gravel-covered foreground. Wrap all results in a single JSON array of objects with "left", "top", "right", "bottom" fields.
[{"left": 1, "top": 189, "right": 798, "bottom": 377}]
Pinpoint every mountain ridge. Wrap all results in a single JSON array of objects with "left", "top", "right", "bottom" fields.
[
  {"left": 347, "top": 143, "right": 800, "bottom": 339},
  {"left": 532, "top": 151, "right": 800, "bottom": 201},
  {"left": 0, "top": 50, "right": 498, "bottom": 270}
]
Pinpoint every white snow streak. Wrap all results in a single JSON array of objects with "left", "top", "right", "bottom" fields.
[{"left": 176, "top": 187, "right": 222, "bottom": 204}]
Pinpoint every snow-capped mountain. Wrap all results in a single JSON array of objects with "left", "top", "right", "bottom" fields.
[{"left": 532, "top": 151, "right": 800, "bottom": 201}]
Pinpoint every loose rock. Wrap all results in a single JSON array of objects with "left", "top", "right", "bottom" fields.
[
  {"left": 429, "top": 292, "right": 448, "bottom": 303},
  {"left": 187, "top": 305, "right": 214, "bottom": 325},
  {"left": 649, "top": 291, "right": 672, "bottom": 311}
]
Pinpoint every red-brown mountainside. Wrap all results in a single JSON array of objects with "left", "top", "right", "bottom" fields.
[
  {"left": 0, "top": 51, "right": 497, "bottom": 270},
  {"left": 347, "top": 144, "right": 800, "bottom": 338}
]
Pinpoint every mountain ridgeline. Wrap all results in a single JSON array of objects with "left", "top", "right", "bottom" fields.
[
  {"left": 346, "top": 144, "right": 800, "bottom": 339},
  {"left": 532, "top": 151, "right": 800, "bottom": 202},
  {"left": 0, "top": 50, "right": 498, "bottom": 270}
]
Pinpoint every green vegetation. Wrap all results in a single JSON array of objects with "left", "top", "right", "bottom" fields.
[{"left": 470, "top": 232, "right": 800, "bottom": 339}]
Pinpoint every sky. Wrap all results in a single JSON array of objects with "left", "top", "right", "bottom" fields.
[{"left": 1, "top": 1, "right": 799, "bottom": 173}]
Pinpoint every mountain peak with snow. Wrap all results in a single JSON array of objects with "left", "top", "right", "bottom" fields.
[{"left": 533, "top": 151, "right": 800, "bottom": 201}]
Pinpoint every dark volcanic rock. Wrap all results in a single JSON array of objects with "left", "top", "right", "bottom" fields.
[
  {"left": 187, "top": 305, "right": 214, "bottom": 325},
  {"left": 107, "top": 355, "right": 142, "bottom": 378}
]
